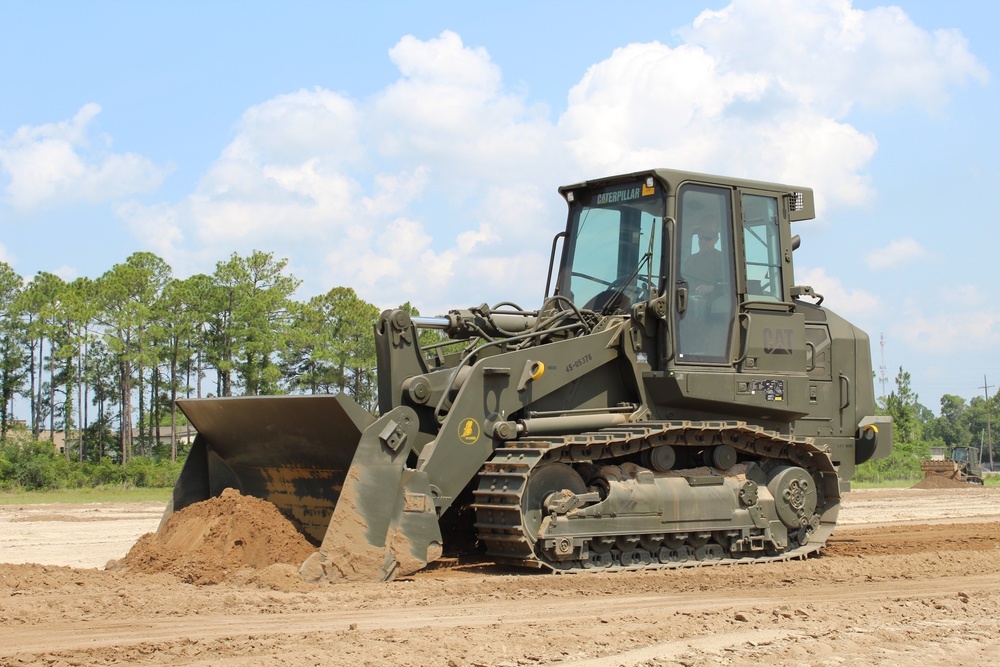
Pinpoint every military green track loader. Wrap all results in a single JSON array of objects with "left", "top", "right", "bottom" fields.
[{"left": 163, "top": 168, "right": 893, "bottom": 582}]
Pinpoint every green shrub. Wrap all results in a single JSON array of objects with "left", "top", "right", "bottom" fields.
[
  {"left": 854, "top": 449, "right": 923, "bottom": 483},
  {"left": 0, "top": 438, "right": 183, "bottom": 491},
  {"left": 88, "top": 457, "right": 126, "bottom": 486},
  {"left": 0, "top": 440, "right": 63, "bottom": 490},
  {"left": 119, "top": 457, "right": 181, "bottom": 488}
]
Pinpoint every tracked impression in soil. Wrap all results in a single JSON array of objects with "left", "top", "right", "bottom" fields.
[{"left": 108, "top": 488, "right": 316, "bottom": 585}]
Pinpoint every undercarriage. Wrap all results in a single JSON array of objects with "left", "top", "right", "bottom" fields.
[{"left": 473, "top": 421, "right": 839, "bottom": 572}]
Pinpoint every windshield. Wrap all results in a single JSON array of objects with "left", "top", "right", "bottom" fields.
[{"left": 558, "top": 180, "right": 665, "bottom": 311}]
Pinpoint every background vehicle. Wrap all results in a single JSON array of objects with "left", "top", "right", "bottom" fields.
[
  {"left": 920, "top": 445, "right": 984, "bottom": 484},
  {"left": 163, "top": 168, "right": 893, "bottom": 582}
]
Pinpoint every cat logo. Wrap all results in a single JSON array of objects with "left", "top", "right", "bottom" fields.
[
  {"left": 763, "top": 327, "right": 793, "bottom": 355},
  {"left": 458, "top": 418, "right": 481, "bottom": 445}
]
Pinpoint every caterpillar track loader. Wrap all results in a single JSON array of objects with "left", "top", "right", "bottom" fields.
[{"left": 163, "top": 168, "right": 892, "bottom": 582}]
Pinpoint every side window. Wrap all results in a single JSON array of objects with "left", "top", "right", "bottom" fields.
[{"left": 741, "top": 194, "right": 782, "bottom": 301}]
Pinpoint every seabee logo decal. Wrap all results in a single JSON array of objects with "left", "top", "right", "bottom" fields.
[{"left": 458, "top": 418, "right": 481, "bottom": 444}]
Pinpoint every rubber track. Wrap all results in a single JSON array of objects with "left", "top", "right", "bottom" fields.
[{"left": 471, "top": 420, "right": 840, "bottom": 573}]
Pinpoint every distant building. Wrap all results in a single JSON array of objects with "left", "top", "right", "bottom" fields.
[{"left": 39, "top": 426, "right": 198, "bottom": 456}]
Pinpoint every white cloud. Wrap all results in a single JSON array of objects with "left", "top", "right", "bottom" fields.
[
  {"left": 865, "top": 237, "right": 929, "bottom": 270},
  {"left": 50, "top": 265, "right": 77, "bottom": 282},
  {"left": 795, "top": 266, "right": 880, "bottom": 318},
  {"left": 0, "top": 104, "right": 170, "bottom": 211},
  {"left": 323, "top": 216, "right": 501, "bottom": 302},
  {"left": 894, "top": 300, "right": 1000, "bottom": 354},
  {"left": 363, "top": 167, "right": 431, "bottom": 218},
  {"left": 371, "top": 30, "right": 556, "bottom": 184},
  {"left": 115, "top": 200, "right": 186, "bottom": 266},
  {"left": 558, "top": 0, "right": 984, "bottom": 214},
  {"left": 115, "top": 30, "right": 560, "bottom": 309},
  {"left": 103, "top": 2, "right": 983, "bottom": 313},
  {"left": 682, "top": 0, "right": 988, "bottom": 115},
  {"left": 0, "top": 244, "right": 16, "bottom": 267},
  {"left": 946, "top": 284, "right": 986, "bottom": 309},
  {"left": 560, "top": 43, "right": 766, "bottom": 173},
  {"left": 558, "top": 41, "right": 880, "bottom": 211},
  {"left": 222, "top": 87, "right": 365, "bottom": 168},
  {"left": 190, "top": 88, "right": 369, "bottom": 246}
]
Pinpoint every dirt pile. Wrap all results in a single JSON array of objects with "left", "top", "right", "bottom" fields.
[
  {"left": 109, "top": 488, "right": 316, "bottom": 585},
  {"left": 911, "top": 474, "right": 971, "bottom": 489}
]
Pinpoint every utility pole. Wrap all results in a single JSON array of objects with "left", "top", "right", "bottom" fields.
[
  {"left": 983, "top": 375, "right": 994, "bottom": 470},
  {"left": 878, "top": 334, "right": 888, "bottom": 398}
]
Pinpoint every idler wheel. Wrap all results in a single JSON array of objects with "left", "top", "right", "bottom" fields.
[
  {"left": 522, "top": 463, "right": 587, "bottom": 539},
  {"left": 767, "top": 465, "right": 818, "bottom": 529}
]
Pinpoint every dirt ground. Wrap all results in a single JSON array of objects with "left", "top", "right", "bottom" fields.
[{"left": 2, "top": 485, "right": 1000, "bottom": 666}]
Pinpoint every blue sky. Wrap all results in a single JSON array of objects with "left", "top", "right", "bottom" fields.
[{"left": 1, "top": 0, "right": 997, "bottom": 410}]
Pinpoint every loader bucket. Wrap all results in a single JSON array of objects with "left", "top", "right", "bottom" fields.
[{"left": 163, "top": 394, "right": 376, "bottom": 544}]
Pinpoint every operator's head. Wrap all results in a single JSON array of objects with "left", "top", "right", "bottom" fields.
[{"left": 696, "top": 215, "right": 720, "bottom": 249}]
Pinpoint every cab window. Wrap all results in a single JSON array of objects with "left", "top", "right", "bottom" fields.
[{"left": 741, "top": 194, "right": 782, "bottom": 301}]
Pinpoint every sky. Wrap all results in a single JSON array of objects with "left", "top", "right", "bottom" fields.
[{"left": 0, "top": 0, "right": 997, "bottom": 412}]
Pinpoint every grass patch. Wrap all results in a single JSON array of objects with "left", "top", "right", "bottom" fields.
[
  {"left": 851, "top": 473, "right": 1000, "bottom": 489},
  {"left": 0, "top": 486, "right": 171, "bottom": 505},
  {"left": 849, "top": 478, "right": 920, "bottom": 490}
]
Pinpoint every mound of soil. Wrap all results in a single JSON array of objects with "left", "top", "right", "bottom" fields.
[
  {"left": 109, "top": 488, "right": 316, "bottom": 585},
  {"left": 911, "top": 474, "right": 972, "bottom": 489}
]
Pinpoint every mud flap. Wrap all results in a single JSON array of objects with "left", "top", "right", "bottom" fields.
[
  {"left": 162, "top": 394, "right": 376, "bottom": 543},
  {"left": 300, "top": 406, "right": 443, "bottom": 583}
]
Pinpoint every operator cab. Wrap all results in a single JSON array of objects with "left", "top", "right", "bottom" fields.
[{"left": 554, "top": 169, "right": 814, "bottom": 372}]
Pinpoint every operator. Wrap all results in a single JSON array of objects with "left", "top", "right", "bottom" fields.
[{"left": 683, "top": 215, "right": 723, "bottom": 296}]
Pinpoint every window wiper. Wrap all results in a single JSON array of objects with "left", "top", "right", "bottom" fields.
[
  {"left": 600, "top": 220, "right": 657, "bottom": 316},
  {"left": 601, "top": 251, "right": 651, "bottom": 315}
]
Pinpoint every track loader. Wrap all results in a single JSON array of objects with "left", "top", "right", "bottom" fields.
[
  {"left": 920, "top": 446, "right": 984, "bottom": 484},
  {"left": 163, "top": 168, "right": 893, "bottom": 582}
]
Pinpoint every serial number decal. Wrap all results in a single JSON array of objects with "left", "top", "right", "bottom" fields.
[
  {"left": 751, "top": 379, "right": 785, "bottom": 401},
  {"left": 566, "top": 353, "right": 593, "bottom": 373}
]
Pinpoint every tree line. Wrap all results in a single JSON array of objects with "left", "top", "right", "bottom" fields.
[
  {"left": 0, "top": 250, "right": 389, "bottom": 470},
  {"left": 0, "top": 247, "right": 995, "bottom": 489},
  {"left": 859, "top": 367, "right": 1000, "bottom": 482}
]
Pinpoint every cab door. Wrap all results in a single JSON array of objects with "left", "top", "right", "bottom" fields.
[{"left": 674, "top": 183, "right": 737, "bottom": 364}]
